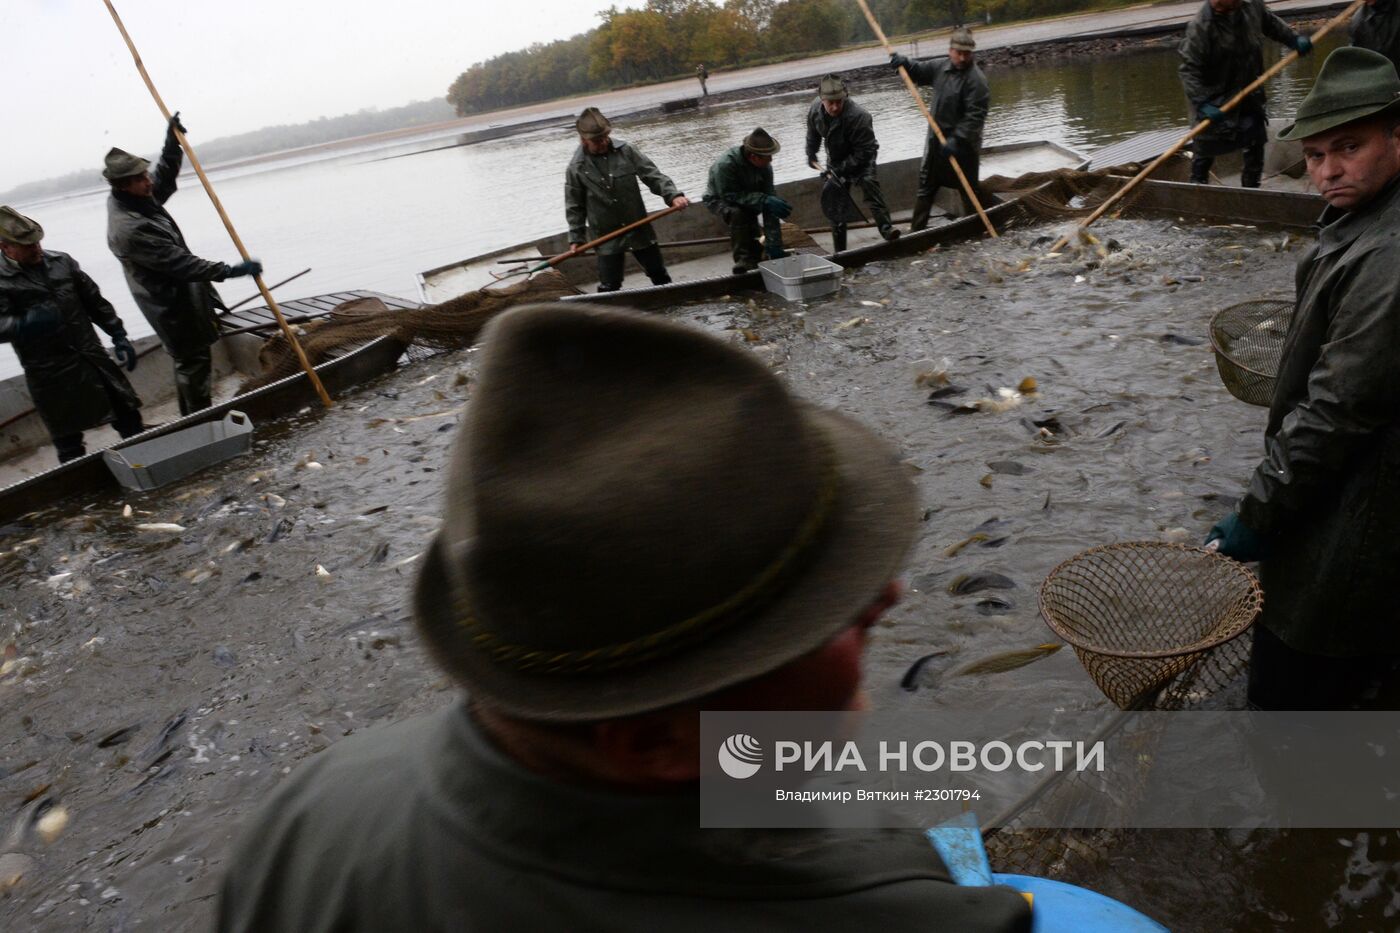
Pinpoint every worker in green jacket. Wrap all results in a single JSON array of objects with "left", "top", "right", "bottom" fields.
[
  {"left": 564, "top": 107, "right": 690, "bottom": 292},
  {"left": 806, "top": 73, "right": 901, "bottom": 249},
  {"left": 0, "top": 207, "right": 145, "bottom": 463},
  {"left": 218, "top": 303, "right": 1033, "bottom": 933},
  {"left": 1352, "top": 0, "right": 1400, "bottom": 74},
  {"left": 703, "top": 128, "right": 791, "bottom": 274}
]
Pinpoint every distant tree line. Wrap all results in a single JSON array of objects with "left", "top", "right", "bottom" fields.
[{"left": 446, "top": 0, "right": 1122, "bottom": 116}]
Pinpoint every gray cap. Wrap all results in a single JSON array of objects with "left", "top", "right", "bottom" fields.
[
  {"left": 0, "top": 207, "right": 44, "bottom": 246},
  {"left": 950, "top": 27, "right": 976, "bottom": 51},
  {"left": 102, "top": 147, "right": 150, "bottom": 182},
  {"left": 818, "top": 74, "right": 849, "bottom": 101}
]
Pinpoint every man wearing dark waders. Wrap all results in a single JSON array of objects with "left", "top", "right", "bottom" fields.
[
  {"left": 105, "top": 114, "right": 261, "bottom": 417},
  {"left": 704, "top": 128, "right": 791, "bottom": 273},
  {"left": 1179, "top": 0, "right": 1313, "bottom": 187},
  {"left": 564, "top": 107, "right": 690, "bottom": 293},
  {"left": 0, "top": 207, "right": 145, "bottom": 463},
  {"left": 218, "top": 302, "right": 1033, "bottom": 932},
  {"left": 805, "top": 73, "right": 901, "bottom": 250},
  {"left": 890, "top": 28, "right": 991, "bottom": 232},
  {"left": 1352, "top": 0, "right": 1400, "bottom": 74},
  {"left": 696, "top": 62, "right": 709, "bottom": 97},
  {"left": 1206, "top": 48, "right": 1400, "bottom": 710}
]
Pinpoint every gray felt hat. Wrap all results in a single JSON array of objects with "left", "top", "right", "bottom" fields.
[
  {"left": 0, "top": 207, "right": 43, "bottom": 246},
  {"left": 102, "top": 147, "right": 150, "bottom": 181}
]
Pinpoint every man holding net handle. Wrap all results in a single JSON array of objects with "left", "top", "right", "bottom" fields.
[{"left": 1205, "top": 48, "right": 1400, "bottom": 710}]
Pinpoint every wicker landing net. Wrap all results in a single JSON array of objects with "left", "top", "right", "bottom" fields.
[
  {"left": 1209, "top": 298, "right": 1293, "bottom": 407},
  {"left": 1038, "top": 542, "right": 1263, "bottom": 710}
]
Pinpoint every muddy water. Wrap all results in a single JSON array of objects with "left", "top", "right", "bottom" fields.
[{"left": 2, "top": 215, "right": 1393, "bottom": 930}]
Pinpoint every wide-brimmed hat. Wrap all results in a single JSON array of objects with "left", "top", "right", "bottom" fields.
[
  {"left": 950, "top": 27, "right": 976, "bottom": 51},
  {"left": 413, "top": 304, "right": 917, "bottom": 721},
  {"left": 0, "top": 207, "right": 43, "bottom": 246},
  {"left": 1279, "top": 46, "right": 1400, "bottom": 140},
  {"left": 742, "top": 127, "right": 781, "bottom": 156},
  {"left": 102, "top": 147, "right": 150, "bottom": 181},
  {"left": 819, "top": 73, "right": 849, "bottom": 101},
  {"left": 576, "top": 107, "right": 611, "bottom": 140}
]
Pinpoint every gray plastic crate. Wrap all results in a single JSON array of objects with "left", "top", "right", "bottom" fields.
[
  {"left": 758, "top": 254, "right": 843, "bottom": 301},
  {"left": 103, "top": 411, "right": 254, "bottom": 492}
]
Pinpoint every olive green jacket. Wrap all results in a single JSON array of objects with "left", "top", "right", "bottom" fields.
[
  {"left": 1178, "top": 0, "right": 1297, "bottom": 148},
  {"left": 1352, "top": 0, "right": 1400, "bottom": 73},
  {"left": 805, "top": 98, "right": 880, "bottom": 180},
  {"left": 565, "top": 140, "right": 682, "bottom": 256},
  {"left": 1240, "top": 178, "right": 1400, "bottom": 656},
  {"left": 106, "top": 128, "right": 231, "bottom": 357},
  {"left": 704, "top": 145, "right": 777, "bottom": 213},
  {"left": 218, "top": 701, "right": 1032, "bottom": 932},
  {"left": 0, "top": 251, "right": 141, "bottom": 438},
  {"left": 902, "top": 59, "right": 990, "bottom": 151}
]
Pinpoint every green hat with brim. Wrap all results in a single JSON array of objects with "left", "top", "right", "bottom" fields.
[
  {"left": 1278, "top": 46, "right": 1400, "bottom": 141},
  {"left": 742, "top": 127, "right": 780, "bottom": 156},
  {"left": 0, "top": 207, "right": 43, "bottom": 246},
  {"left": 818, "top": 74, "right": 849, "bottom": 101},
  {"left": 576, "top": 107, "right": 611, "bottom": 140},
  {"left": 102, "top": 147, "right": 151, "bottom": 181},
  {"left": 950, "top": 27, "right": 976, "bottom": 51}
]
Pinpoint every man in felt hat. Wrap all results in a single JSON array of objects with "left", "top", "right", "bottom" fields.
[
  {"left": 564, "top": 107, "right": 690, "bottom": 293},
  {"left": 805, "top": 73, "right": 901, "bottom": 250},
  {"left": 105, "top": 114, "right": 262, "bottom": 416},
  {"left": 1352, "top": 0, "right": 1400, "bottom": 74},
  {"left": 1179, "top": 0, "right": 1314, "bottom": 187},
  {"left": 1205, "top": 47, "right": 1400, "bottom": 709},
  {"left": 0, "top": 206, "right": 146, "bottom": 463},
  {"left": 217, "top": 304, "right": 1033, "bottom": 932},
  {"left": 703, "top": 128, "right": 791, "bottom": 273},
  {"left": 889, "top": 28, "right": 992, "bottom": 231}
]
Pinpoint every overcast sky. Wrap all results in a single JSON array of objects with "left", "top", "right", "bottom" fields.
[{"left": 1, "top": 0, "right": 645, "bottom": 186}]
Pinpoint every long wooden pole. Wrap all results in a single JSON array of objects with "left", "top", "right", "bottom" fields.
[
  {"left": 494, "top": 203, "right": 687, "bottom": 281},
  {"left": 853, "top": 0, "right": 998, "bottom": 238},
  {"left": 1049, "top": 0, "right": 1365, "bottom": 252},
  {"left": 101, "top": 0, "right": 333, "bottom": 409}
]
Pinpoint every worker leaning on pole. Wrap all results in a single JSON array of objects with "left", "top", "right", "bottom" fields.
[
  {"left": 0, "top": 207, "right": 146, "bottom": 463},
  {"left": 564, "top": 107, "right": 690, "bottom": 293}
]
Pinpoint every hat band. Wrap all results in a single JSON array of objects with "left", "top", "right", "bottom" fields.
[{"left": 456, "top": 432, "right": 842, "bottom": 675}]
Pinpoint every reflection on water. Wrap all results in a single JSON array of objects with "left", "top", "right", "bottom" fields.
[{"left": 3, "top": 35, "right": 1338, "bottom": 380}]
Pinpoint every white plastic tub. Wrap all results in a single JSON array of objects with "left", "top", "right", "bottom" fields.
[
  {"left": 104, "top": 411, "right": 254, "bottom": 491},
  {"left": 758, "top": 254, "right": 843, "bottom": 301}
]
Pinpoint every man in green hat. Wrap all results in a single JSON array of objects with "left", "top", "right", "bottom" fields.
[
  {"left": 1179, "top": 0, "right": 1314, "bottom": 187},
  {"left": 1205, "top": 47, "right": 1400, "bottom": 709},
  {"left": 890, "top": 28, "right": 992, "bottom": 231},
  {"left": 0, "top": 206, "right": 146, "bottom": 463},
  {"left": 218, "top": 302, "right": 1032, "bottom": 932},
  {"left": 105, "top": 114, "right": 262, "bottom": 416},
  {"left": 1352, "top": 0, "right": 1400, "bottom": 74},
  {"left": 703, "top": 128, "right": 791, "bottom": 273},
  {"left": 805, "top": 73, "right": 901, "bottom": 249},
  {"left": 564, "top": 107, "right": 690, "bottom": 293}
]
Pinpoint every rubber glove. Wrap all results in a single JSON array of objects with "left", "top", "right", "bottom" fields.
[
  {"left": 227, "top": 259, "right": 263, "bottom": 279},
  {"left": 1199, "top": 103, "right": 1225, "bottom": 123},
  {"left": 889, "top": 53, "right": 911, "bottom": 71},
  {"left": 17, "top": 304, "right": 62, "bottom": 340},
  {"left": 1204, "top": 512, "right": 1266, "bottom": 562},
  {"left": 762, "top": 195, "right": 792, "bottom": 219},
  {"left": 112, "top": 333, "right": 137, "bottom": 371},
  {"left": 1295, "top": 36, "right": 1313, "bottom": 55},
  {"left": 941, "top": 138, "right": 960, "bottom": 158},
  {"left": 169, "top": 111, "right": 188, "bottom": 135}
]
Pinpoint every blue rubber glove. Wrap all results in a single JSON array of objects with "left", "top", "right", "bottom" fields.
[
  {"left": 227, "top": 259, "right": 263, "bottom": 279},
  {"left": 17, "top": 304, "right": 62, "bottom": 340},
  {"left": 1295, "top": 36, "right": 1313, "bottom": 55},
  {"left": 1205, "top": 512, "right": 1266, "bottom": 562},
  {"left": 1199, "top": 103, "right": 1225, "bottom": 123},
  {"left": 763, "top": 196, "right": 793, "bottom": 220},
  {"left": 941, "top": 139, "right": 960, "bottom": 158},
  {"left": 890, "top": 53, "right": 911, "bottom": 71},
  {"left": 112, "top": 333, "right": 137, "bottom": 371}
]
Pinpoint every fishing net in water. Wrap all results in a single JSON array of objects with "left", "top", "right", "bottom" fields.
[
  {"left": 1209, "top": 298, "right": 1293, "bottom": 407},
  {"left": 238, "top": 271, "right": 580, "bottom": 394},
  {"left": 983, "top": 166, "right": 1143, "bottom": 222}
]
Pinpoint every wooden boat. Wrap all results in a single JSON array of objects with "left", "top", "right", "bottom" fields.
[
  {"left": 417, "top": 140, "right": 1088, "bottom": 302},
  {"left": 0, "top": 290, "right": 417, "bottom": 524}
]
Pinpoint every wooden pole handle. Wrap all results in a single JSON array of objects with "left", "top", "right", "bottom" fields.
[
  {"left": 1049, "top": 0, "right": 1365, "bottom": 253},
  {"left": 853, "top": 0, "right": 998, "bottom": 238},
  {"left": 102, "top": 0, "right": 333, "bottom": 409}
]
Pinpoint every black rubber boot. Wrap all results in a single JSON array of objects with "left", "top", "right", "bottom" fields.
[
  {"left": 910, "top": 197, "right": 935, "bottom": 232},
  {"left": 832, "top": 224, "right": 848, "bottom": 253},
  {"left": 878, "top": 223, "right": 901, "bottom": 241}
]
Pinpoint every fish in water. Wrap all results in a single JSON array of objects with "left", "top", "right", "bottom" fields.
[
  {"left": 956, "top": 643, "right": 1062, "bottom": 676},
  {"left": 948, "top": 572, "right": 1015, "bottom": 595},
  {"left": 135, "top": 523, "right": 185, "bottom": 534},
  {"left": 942, "top": 532, "right": 990, "bottom": 558},
  {"left": 900, "top": 650, "right": 954, "bottom": 691}
]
